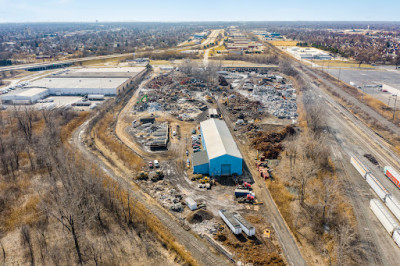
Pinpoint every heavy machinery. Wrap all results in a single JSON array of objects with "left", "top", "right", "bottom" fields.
[
  {"left": 137, "top": 94, "right": 148, "bottom": 104},
  {"left": 238, "top": 194, "right": 255, "bottom": 204},
  {"left": 199, "top": 176, "right": 210, "bottom": 184},
  {"left": 237, "top": 182, "right": 252, "bottom": 190},
  {"left": 136, "top": 171, "right": 149, "bottom": 180},
  {"left": 205, "top": 95, "right": 213, "bottom": 103},
  {"left": 151, "top": 170, "right": 164, "bottom": 182},
  {"left": 191, "top": 174, "right": 202, "bottom": 181}
]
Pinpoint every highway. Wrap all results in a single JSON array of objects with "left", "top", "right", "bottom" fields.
[
  {"left": 0, "top": 39, "right": 206, "bottom": 73},
  {"left": 201, "top": 29, "right": 223, "bottom": 47},
  {"left": 0, "top": 53, "right": 134, "bottom": 72},
  {"left": 0, "top": 29, "right": 223, "bottom": 73}
]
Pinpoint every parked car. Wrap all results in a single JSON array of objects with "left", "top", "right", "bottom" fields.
[
  {"left": 149, "top": 161, "right": 153, "bottom": 168},
  {"left": 154, "top": 160, "right": 160, "bottom": 168}
]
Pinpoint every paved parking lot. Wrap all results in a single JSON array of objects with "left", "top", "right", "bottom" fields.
[{"left": 325, "top": 67, "right": 400, "bottom": 108}]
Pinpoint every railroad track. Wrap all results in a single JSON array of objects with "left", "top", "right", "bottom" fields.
[
  {"left": 300, "top": 67, "right": 400, "bottom": 177},
  {"left": 331, "top": 145, "right": 385, "bottom": 266},
  {"left": 300, "top": 65, "right": 400, "bottom": 136}
]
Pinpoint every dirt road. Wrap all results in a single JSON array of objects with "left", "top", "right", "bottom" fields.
[
  {"left": 216, "top": 98, "right": 306, "bottom": 266},
  {"left": 71, "top": 115, "right": 231, "bottom": 266}
]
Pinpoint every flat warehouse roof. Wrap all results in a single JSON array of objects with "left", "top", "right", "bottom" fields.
[
  {"left": 2, "top": 88, "right": 48, "bottom": 98},
  {"left": 55, "top": 67, "right": 146, "bottom": 78},
  {"left": 74, "top": 67, "right": 145, "bottom": 73},
  {"left": 31, "top": 77, "right": 129, "bottom": 89},
  {"left": 200, "top": 119, "right": 242, "bottom": 160}
]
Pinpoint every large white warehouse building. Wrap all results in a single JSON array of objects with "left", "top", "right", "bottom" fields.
[
  {"left": 1, "top": 88, "right": 49, "bottom": 104},
  {"left": 30, "top": 67, "right": 146, "bottom": 96},
  {"left": 31, "top": 78, "right": 129, "bottom": 96}
]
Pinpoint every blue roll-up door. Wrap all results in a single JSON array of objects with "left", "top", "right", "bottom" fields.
[{"left": 221, "top": 164, "right": 231, "bottom": 176}]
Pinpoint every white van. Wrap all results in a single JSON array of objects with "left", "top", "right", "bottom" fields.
[{"left": 154, "top": 160, "right": 160, "bottom": 168}]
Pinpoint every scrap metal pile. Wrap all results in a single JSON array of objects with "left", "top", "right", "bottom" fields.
[
  {"left": 245, "top": 74, "right": 298, "bottom": 120},
  {"left": 130, "top": 119, "right": 169, "bottom": 150},
  {"left": 224, "top": 70, "right": 298, "bottom": 120},
  {"left": 135, "top": 73, "right": 218, "bottom": 121}
]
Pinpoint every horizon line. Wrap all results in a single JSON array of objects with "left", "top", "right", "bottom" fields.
[{"left": 1, "top": 20, "right": 400, "bottom": 24}]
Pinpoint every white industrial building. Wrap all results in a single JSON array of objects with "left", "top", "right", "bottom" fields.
[
  {"left": 1, "top": 88, "right": 49, "bottom": 104},
  {"left": 29, "top": 67, "right": 146, "bottom": 96},
  {"left": 31, "top": 78, "right": 130, "bottom": 96},
  {"left": 287, "top": 47, "right": 331, "bottom": 60}
]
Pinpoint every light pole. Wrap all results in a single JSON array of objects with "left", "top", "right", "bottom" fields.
[{"left": 393, "top": 94, "right": 398, "bottom": 121}]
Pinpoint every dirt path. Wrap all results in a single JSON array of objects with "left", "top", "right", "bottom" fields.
[
  {"left": 216, "top": 98, "right": 306, "bottom": 266},
  {"left": 72, "top": 115, "right": 231, "bottom": 266}
]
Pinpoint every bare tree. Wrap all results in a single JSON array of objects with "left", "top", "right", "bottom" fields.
[
  {"left": 292, "top": 158, "right": 316, "bottom": 204},
  {"left": 13, "top": 107, "right": 37, "bottom": 170},
  {"left": 303, "top": 91, "right": 326, "bottom": 134},
  {"left": 20, "top": 225, "right": 35, "bottom": 266},
  {"left": 334, "top": 223, "right": 362, "bottom": 265}
]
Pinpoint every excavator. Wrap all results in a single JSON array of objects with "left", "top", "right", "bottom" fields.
[
  {"left": 151, "top": 170, "right": 164, "bottom": 182},
  {"left": 137, "top": 94, "right": 148, "bottom": 104},
  {"left": 136, "top": 171, "right": 149, "bottom": 180}
]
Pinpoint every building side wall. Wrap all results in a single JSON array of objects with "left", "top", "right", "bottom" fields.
[
  {"left": 48, "top": 87, "right": 117, "bottom": 96},
  {"left": 193, "top": 163, "right": 209, "bottom": 175},
  {"left": 209, "top": 154, "right": 242, "bottom": 176},
  {"left": 117, "top": 68, "right": 147, "bottom": 94}
]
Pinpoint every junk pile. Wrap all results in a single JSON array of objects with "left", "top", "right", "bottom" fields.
[{"left": 130, "top": 119, "right": 169, "bottom": 150}]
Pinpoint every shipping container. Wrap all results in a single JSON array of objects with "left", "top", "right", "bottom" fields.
[
  {"left": 88, "top": 94, "right": 105, "bottom": 100},
  {"left": 385, "top": 195, "right": 400, "bottom": 222},
  {"left": 350, "top": 156, "right": 369, "bottom": 179},
  {"left": 384, "top": 166, "right": 400, "bottom": 189},
  {"left": 370, "top": 199, "right": 399, "bottom": 236},
  {"left": 185, "top": 197, "right": 197, "bottom": 211},
  {"left": 219, "top": 209, "right": 242, "bottom": 235},
  {"left": 234, "top": 189, "right": 252, "bottom": 198},
  {"left": 392, "top": 229, "right": 400, "bottom": 248},
  {"left": 366, "top": 173, "right": 390, "bottom": 202},
  {"left": 233, "top": 212, "right": 255, "bottom": 236}
]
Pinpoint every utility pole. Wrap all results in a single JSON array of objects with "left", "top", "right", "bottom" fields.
[
  {"left": 337, "top": 66, "right": 342, "bottom": 82},
  {"left": 393, "top": 94, "right": 398, "bottom": 121},
  {"left": 361, "top": 82, "right": 365, "bottom": 102}
]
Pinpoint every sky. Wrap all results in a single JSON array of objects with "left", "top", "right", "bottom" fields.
[{"left": 0, "top": 0, "right": 399, "bottom": 23}]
